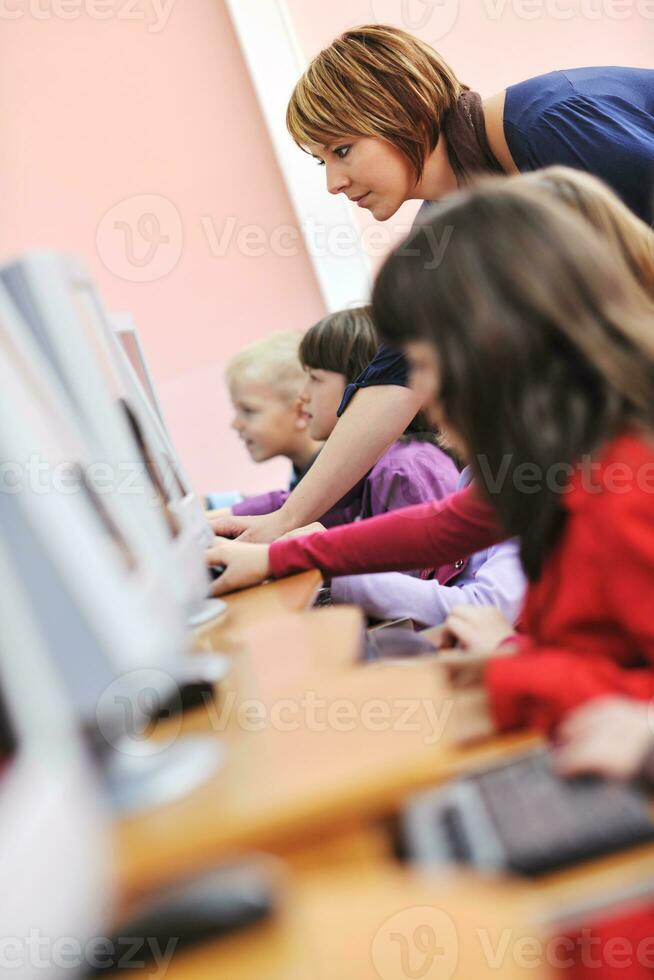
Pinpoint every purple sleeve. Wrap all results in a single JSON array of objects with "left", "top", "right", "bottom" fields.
[
  {"left": 232, "top": 483, "right": 366, "bottom": 526},
  {"left": 362, "top": 442, "right": 459, "bottom": 518},
  {"left": 319, "top": 442, "right": 459, "bottom": 530},
  {"left": 318, "top": 482, "right": 367, "bottom": 528},
  {"left": 232, "top": 489, "right": 290, "bottom": 517},
  {"left": 330, "top": 538, "right": 526, "bottom": 628}
]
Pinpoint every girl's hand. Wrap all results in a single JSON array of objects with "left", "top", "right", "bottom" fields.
[
  {"left": 438, "top": 606, "right": 518, "bottom": 688},
  {"left": 279, "top": 522, "right": 326, "bottom": 540},
  {"left": 441, "top": 606, "right": 517, "bottom": 655},
  {"left": 210, "top": 511, "right": 291, "bottom": 543},
  {"left": 554, "top": 698, "right": 654, "bottom": 780},
  {"left": 206, "top": 538, "right": 271, "bottom": 596}
]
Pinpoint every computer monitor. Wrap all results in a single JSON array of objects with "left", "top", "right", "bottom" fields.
[
  {"left": 111, "top": 311, "right": 170, "bottom": 435},
  {"left": 0, "top": 283, "right": 221, "bottom": 811},
  {"left": 101, "top": 317, "right": 224, "bottom": 627},
  {"left": 0, "top": 269, "right": 187, "bottom": 650},
  {"left": 0, "top": 534, "right": 110, "bottom": 980},
  {"left": 1, "top": 253, "right": 223, "bottom": 627},
  {"left": 108, "top": 312, "right": 213, "bottom": 547},
  {"left": 0, "top": 254, "right": 178, "bottom": 574}
]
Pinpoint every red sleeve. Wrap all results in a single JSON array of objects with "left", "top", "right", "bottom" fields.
[
  {"left": 269, "top": 485, "right": 504, "bottom": 578},
  {"left": 487, "top": 443, "right": 654, "bottom": 735},
  {"left": 487, "top": 650, "right": 654, "bottom": 736},
  {"left": 602, "top": 461, "right": 654, "bottom": 660}
]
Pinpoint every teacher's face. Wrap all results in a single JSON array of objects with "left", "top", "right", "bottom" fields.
[{"left": 307, "top": 136, "right": 415, "bottom": 221}]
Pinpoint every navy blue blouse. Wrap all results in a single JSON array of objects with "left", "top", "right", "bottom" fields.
[
  {"left": 504, "top": 66, "right": 654, "bottom": 223},
  {"left": 338, "top": 66, "right": 654, "bottom": 415}
]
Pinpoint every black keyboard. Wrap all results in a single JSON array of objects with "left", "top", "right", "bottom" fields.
[
  {"left": 313, "top": 586, "right": 332, "bottom": 607},
  {"left": 403, "top": 750, "right": 654, "bottom": 876}
]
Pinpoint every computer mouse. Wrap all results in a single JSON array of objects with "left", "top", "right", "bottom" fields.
[{"left": 83, "top": 861, "right": 277, "bottom": 976}]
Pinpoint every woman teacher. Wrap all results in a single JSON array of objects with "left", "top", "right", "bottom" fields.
[{"left": 214, "top": 25, "right": 654, "bottom": 543}]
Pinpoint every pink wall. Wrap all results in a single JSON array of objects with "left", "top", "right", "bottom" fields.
[
  {"left": 0, "top": 0, "right": 325, "bottom": 495},
  {"left": 287, "top": 0, "right": 652, "bottom": 93}
]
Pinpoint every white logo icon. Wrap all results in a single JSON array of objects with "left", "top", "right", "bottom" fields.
[
  {"left": 372, "top": 905, "right": 460, "bottom": 980},
  {"left": 96, "top": 668, "right": 182, "bottom": 756},
  {"left": 96, "top": 193, "right": 183, "bottom": 282},
  {"left": 369, "top": 0, "right": 460, "bottom": 42}
]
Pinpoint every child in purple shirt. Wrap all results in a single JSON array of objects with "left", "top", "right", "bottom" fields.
[
  {"left": 330, "top": 466, "right": 526, "bottom": 628},
  {"left": 231, "top": 307, "right": 458, "bottom": 533},
  {"left": 224, "top": 311, "right": 525, "bottom": 628}
]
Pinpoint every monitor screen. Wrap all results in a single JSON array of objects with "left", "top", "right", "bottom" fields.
[
  {"left": 117, "top": 329, "right": 165, "bottom": 428},
  {"left": 67, "top": 285, "right": 184, "bottom": 532},
  {"left": 120, "top": 399, "right": 181, "bottom": 539},
  {"left": 113, "top": 329, "right": 190, "bottom": 501},
  {"left": 69, "top": 284, "right": 123, "bottom": 400}
]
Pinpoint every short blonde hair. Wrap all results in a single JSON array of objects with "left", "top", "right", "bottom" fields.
[
  {"left": 225, "top": 332, "right": 305, "bottom": 402},
  {"left": 286, "top": 24, "right": 466, "bottom": 181},
  {"left": 516, "top": 167, "right": 654, "bottom": 301}
]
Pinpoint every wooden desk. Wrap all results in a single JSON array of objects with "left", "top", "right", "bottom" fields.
[
  {"left": 116, "top": 606, "right": 539, "bottom": 901},
  {"left": 110, "top": 855, "right": 553, "bottom": 980},
  {"left": 112, "top": 828, "right": 654, "bottom": 980},
  {"left": 192, "top": 569, "right": 322, "bottom": 653},
  {"left": 113, "top": 587, "right": 654, "bottom": 980}
]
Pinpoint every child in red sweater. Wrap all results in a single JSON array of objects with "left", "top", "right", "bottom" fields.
[{"left": 207, "top": 182, "right": 654, "bottom": 737}]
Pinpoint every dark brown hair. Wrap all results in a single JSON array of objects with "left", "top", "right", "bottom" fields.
[
  {"left": 299, "top": 306, "right": 379, "bottom": 383},
  {"left": 300, "top": 306, "right": 433, "bottom": 437},
  {"left": 373, "top": 184, "right": 654, "bottom": 579}
]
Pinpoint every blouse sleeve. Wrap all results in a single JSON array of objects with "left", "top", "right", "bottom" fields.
[
  {"left": 337, "top": 345, "right": 409, "bottom": 416},
  {"left": 505, "top": 92, "right": 654, "bottom": 222}
]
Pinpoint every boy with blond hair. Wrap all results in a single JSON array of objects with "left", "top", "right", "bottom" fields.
[{"left": 206, "top": 333, "right": 322, "bottom": 510}]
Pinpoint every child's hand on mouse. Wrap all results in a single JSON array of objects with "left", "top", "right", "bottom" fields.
[
  {"left": 205, "top": 538, "right": 271, "bottom": 596},
  {"left": 437, "top": 606, "right": 518, "bottom": 688}
]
